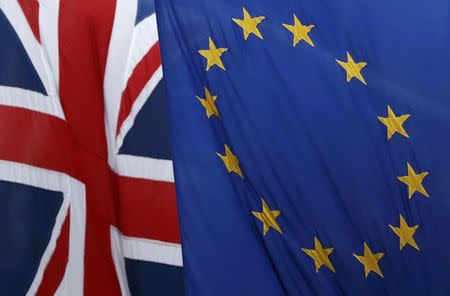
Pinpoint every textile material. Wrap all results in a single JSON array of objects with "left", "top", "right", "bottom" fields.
[
  {"left": 0, "top": 0, "right": 183, "bottom": 294},
  {"left": 156, "top": 0, "right": 450, "bottom": 295}
]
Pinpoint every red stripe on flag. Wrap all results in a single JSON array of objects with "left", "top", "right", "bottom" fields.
[
  {"left": 58, "top": 0, "right": 112, "bottom": 161},
  {"left": 118, "top": 176, "right": 181, "bottom": 244},
  {"left": 58, "top": 0, "right": 121, "bottom": 294},
  {"left": 37, "top": 215, "right": 70, "bottom": 296},
  {"left": 18, "top": 0, "right": 40, "bottom": 42},
  {"left": 0, "top": 106, "right": 80, "bottom": 178},
  {"left": 116, "top": 42, "right": 162, "bottom": 135}
]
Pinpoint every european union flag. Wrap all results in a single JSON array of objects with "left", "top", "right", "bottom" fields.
[{"left": 156, "top": 0, "right": 450, "bottom": 294}]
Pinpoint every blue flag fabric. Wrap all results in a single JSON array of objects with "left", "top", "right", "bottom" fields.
[{"left": 156, "top": 0, "right": 450, "bottom": 295}]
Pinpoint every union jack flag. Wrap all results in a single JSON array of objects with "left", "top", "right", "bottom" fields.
[{"left": 0, "top": 0, "right": 183, "bottom": 295}]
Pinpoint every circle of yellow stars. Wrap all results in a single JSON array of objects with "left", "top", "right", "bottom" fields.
[{"left": 193, "top": 5, "right": 430, "bottom": 280}]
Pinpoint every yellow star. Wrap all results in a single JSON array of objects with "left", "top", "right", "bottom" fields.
[
  {"left": 217, "top": 144, "right": 243, "bottom": 178},
  {"left": 282, "top": 14, "right": 315, "bottom": 47},
  {"left": 389, "top": 214, "right": 420, "bottom": 251},
  {"left": 252, "top": 198, "right": 282, "bottom": 235},
  {"left": 232, "top": 7, "right": 265, "bottom": 40},
  {"left": 301, "top": 237, "right": 335, "bottom": 273},
  {"left": 336, "top": 51, "right": 368, "bottom": 85},
  {"left": 378, "top": 106, "right": 411, "bottom": 140},
  {"left": 198, "top": 37, "right": 228, "bottom": 71},
  {"left": 196, "top": 87, "right": 220, "bottom": 119},
  {"left": 397, "top": 162, "right": 429, "bottom": 198},
  {"left": 353, "top": 243, "right": 384, "bottom": 278}
]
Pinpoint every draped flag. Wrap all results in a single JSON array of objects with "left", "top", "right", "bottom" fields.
[
  {"left": 156, "top": 0, "right": 450, "bottom": 295},
  {"left": 0, "top": 0, "right": 183, "bottom": 294}
]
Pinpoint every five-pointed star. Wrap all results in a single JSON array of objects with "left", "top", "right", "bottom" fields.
[
  {"left": 336, "top": 51, "right": 368, "bottom": 85},
  {"left": 353, "top": 243, "right": 384, "bottom": 278},
  {"left": 252, "top": 197, "right": 282, "bottom": 235},
  {"left": 217, "top": 144, "right": 243, "bottom": 178},
  {"left": 196, "top": 87, "right": 220, "bottom": 119},
  {"left": 301, "top": 237, "right": 335, "bottom": 272},
  {"left": 378, "top": 105, "right": 411, "bottom": 140},
  {"left": 389, "top": 214, "right": 420, "bottom": 251},
  {"left": 397, "top": 162, "right": 430, "bottom": 198},
  {"left": 198, "top": 37, "right": 228, "bottom": 71},
  {"left": 282, "top": 14, "right": 315, "bottom": 47},
  {"left": 232, "top": 7, "right": 265, "bottom": 40}
]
